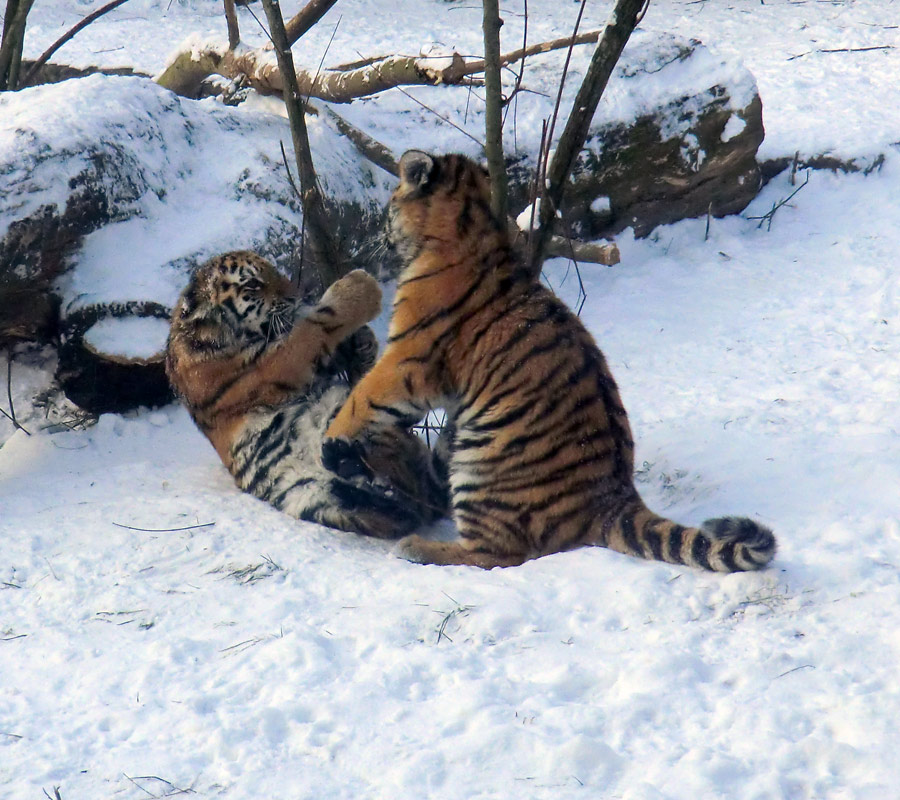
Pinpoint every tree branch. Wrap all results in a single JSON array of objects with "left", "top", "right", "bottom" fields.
[
  {"left": 527, "top": 0, "right": 647, "bottom": 275},
  {"left": 20, "top": 0, "right": 130, "bottom": 88},
  {"left": 284, "top": 0, "right": 339, "bottom": 47},
  {"left": 260, "top": 0, "right": 346, "bottom": 287},
  {"left": 223, "top": 0, "right": 240, "bottom": 50},
  {"left": 482, "top": 0, "right": 507, "bottom": 220}
]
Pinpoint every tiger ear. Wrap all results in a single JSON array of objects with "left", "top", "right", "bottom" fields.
[{"left": 398, "top": 150, "right": 435, "bottom": 192}]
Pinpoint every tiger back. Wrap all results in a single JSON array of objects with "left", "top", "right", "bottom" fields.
[
  {"left": 322, "top": 152, "right": 776, "bottom": 571},
  {"left": 166, "top": 250, "right": 446, "bottom": 539}
]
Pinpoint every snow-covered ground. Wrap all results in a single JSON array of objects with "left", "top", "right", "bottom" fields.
[{"left": 3, "top": 1, "right": 900, "bottom": 798}]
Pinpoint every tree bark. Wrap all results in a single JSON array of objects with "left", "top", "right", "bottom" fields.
[
  {"left": 223, "top": 0, "right": 240, "bottom": 50},
  {"left": 527, "top": 0, "right": 646, "bottom": 275},
  {"left": 482, "top": 0, "right": 507, "bottom": 221},
  {"left": 0, "top": 0, "right": 33, "bottom": 90},
  {"left": 284, "top": 0, "right": 339, "bottom": 47},
  {"left": 260, "top": 0, "right": 346, "bottom": 287}
]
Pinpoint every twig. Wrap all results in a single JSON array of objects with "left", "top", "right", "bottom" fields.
[
  {"left": 392, "top": 84, "right": 485, "bottom": 149},
  {"left": 41, "top": 788, "right": 61, "bottom": 800},
  {"left": 131, "top": 776, "right": 195, "bottom": 796},
  {"left": 220, "top": 637, "right": 265, "bottom": 653},
  {"left": 279, "top": 139, "right": 303, "bottom": 200},
  {"left": 775, "top": 664, "right": 815, "bottom": 679},
  {"left": 277, "top": 138, "right": 308, "bottom": 287},
  {"left": 434, "top": 598, "right": 473, "bottom": 644},
  {"left": 787, "top": 45, "right": 893, "bottom": 61},
  {"left": 1, "top": 633, "right": 27, "bottom": 641},
  {"left": 112, "top": 522, "right": 216, "bottom": 532},
  {"left": 745, "top": 170, "right": 810, "bottom": 230},
  {"left": 20, "top": 0, "right": 130, "bottom": 88},
  {"left": 304, "top": 13, "right": 341, "bottom": 103},
  {"left": 503, "top": 0, "right": 527, "bottom": 114},
  {"left": 0, "top": 405, "right": 28, "bottom": 434}
]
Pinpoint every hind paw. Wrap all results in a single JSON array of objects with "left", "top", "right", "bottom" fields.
[{"left": 393, "top": 534, "right": 431, "bottom": 564}]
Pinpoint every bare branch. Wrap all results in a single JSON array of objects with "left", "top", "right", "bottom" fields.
[
  {"left": 284, "top": 0, "right": 339, "bottom": 48},
  {"left": 20, "top": 0, "right": 130, "bottom": 88},
  {"left": 319, "top": 104, "right": 399, "bottom": 176},
  {"left": 260, "top": 0, "right": 347, "bottom": 287},
  {"left": 527, "top": 0, "right": 647, "bottom": 275},
  {"left": 482, "top": 0, "right": 507, "bottom": 220},
  {"left": 223, "top": 0, "right": 240, "bottom": 50}
]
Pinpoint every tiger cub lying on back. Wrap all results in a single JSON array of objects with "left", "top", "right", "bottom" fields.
[
  {"left": 323, "top": 151, "right": 776, "bottom": 571},
  {"left": 166, "top": 251, "right": 446, "bottom": 539}
]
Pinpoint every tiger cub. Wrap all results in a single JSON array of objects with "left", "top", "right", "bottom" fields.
[
  {"left": 322, "top": 151, "right": 776, "bottom": 571},
  {"left": 166, "top": 250, "right": 446, "bottom": 539}
]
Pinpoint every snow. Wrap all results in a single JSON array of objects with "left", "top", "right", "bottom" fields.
[
  {"left": 4, "top": 1, "right": 900, "bottom": 798},
  {"left": 590, "top": 196, "right": 611, "bottom": 214},
  {"left": 82, "top": 316, "right": 170, "bottom": 360}
]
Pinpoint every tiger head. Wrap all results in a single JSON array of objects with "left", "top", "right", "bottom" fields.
[
  {"left": 171, "top": 251, "right": 297, "bottom": 355},
  {"left": 386, "top": 151, "right": 501, "bottom": 267}
]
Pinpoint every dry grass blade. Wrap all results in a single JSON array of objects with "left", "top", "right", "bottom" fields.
[
  {"left": 112, "top": 522, "right": 215, "bottom": 532},
  {"left": 4, "top": 352, "right": 31, "bottom": 435}
]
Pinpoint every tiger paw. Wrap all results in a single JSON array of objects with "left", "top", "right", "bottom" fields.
[
  {"left": 321, "top": 270, "right": 382, "bottom": 324},
  {"left": 393, "top": 534, "right": 430, "bottom": 564},
  {"left": 321, "top": 436, "right": 372, "bottom": 480}
]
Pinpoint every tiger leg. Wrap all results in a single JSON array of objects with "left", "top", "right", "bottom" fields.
[
  {"left": 394, "top": 535, "right": 528, "bottom": 569},
  {"left": 206, "top": 270, "right": 383, "bottom": 417},
  {"left": 324, "top": 344, "right": 440, "bottom": 441}
]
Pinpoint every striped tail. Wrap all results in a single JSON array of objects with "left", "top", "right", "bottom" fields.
[{"left": 596, "top": 499, "right": 776, "bottom": 573}]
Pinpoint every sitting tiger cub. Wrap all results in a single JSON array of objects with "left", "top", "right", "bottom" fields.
[
  {"left": 323, "top": 151, "right": 776, "bottom": 571},
  {"left": 166, "top": 251, "right": 446, "bottom": 539}
]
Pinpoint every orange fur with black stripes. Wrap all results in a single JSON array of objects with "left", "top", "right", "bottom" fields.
[
  {"left": 166, "top": 251, "right": 446, "bottom": 539},
  {"left": 323, "top": 151, "right": 776, "bottom": 570}
]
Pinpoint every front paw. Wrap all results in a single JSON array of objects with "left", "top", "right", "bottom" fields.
[
  {"left": 321, "top": 436, "right": 372, "bottom": 480},
  {"left": 321, "top": 270, "right": 382, "bottom": 324}
]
